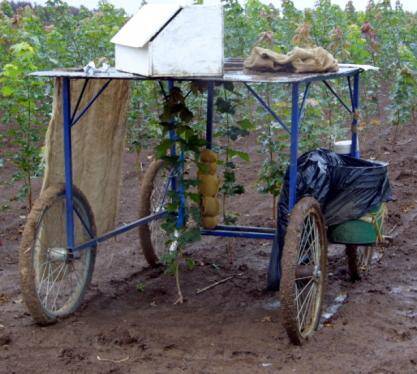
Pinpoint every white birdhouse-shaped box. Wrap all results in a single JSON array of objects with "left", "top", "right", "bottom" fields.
[{"left": 111, "top": 4, "right": 224, "bottom": 77}]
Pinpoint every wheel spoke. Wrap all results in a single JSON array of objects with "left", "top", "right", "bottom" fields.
[
  {"left": 295, "top": 275, "right": 313, "bottom": 281},
  {"left": 300, "top": 283, "right": 317, "bottom": 331},
  {"left": 297, "top": 281, "right": 315, "bottom": 321},
  {"left": 295, "top": 277, "right": 314, "bottom": 301},
  {"left": 44, "top": 262, "right": 66, "bottom": 309},
  {"left": 298, "top": 216, "right": 315, "bottom": 263},
  {"left": 51, "top": 264, "right": 68, "bottom": 311}
]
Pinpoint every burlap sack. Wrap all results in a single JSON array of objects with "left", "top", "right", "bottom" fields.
[
  {"left": 42, "top": 78, "right": 130, "bottom": 235},
  {"left": 244, "top": 46, "right": 339, "bottom": 73}
]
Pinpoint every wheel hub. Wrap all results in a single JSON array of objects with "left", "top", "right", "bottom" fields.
[
  {"left": 313, "top": 265, "right": 321, "bottom": 281},
  {"left": 47, "top": 247, "right": 68, "bottom": 262}
]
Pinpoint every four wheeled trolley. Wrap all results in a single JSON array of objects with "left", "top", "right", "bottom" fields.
[{"left": 20, "top": 61, "right": 385, "bottom": 345}]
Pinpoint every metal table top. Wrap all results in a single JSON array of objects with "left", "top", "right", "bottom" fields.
[{"left": 30, "top": 60, "right": 376, "bottom": 84}]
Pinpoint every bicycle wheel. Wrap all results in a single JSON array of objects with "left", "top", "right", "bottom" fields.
[
  {"left": 19, "top": 184, "right": 96, "bottom": 325},
  {"left": 280, "top": 197, "right": 328, "bottom": 345},
  {"left": 139, "top": 159, "right": 172, "bottom": 266}
]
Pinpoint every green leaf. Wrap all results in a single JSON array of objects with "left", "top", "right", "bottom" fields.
[
  {"left": 1, "top": 86, "right": 14, "bottom": 97},
  {"left": 227, "top": 148, "right": 250, "bottom": 162}
]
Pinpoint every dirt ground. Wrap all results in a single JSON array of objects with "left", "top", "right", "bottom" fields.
[{"left": 1, "top": 96, "right": 417, "bottom": 373}]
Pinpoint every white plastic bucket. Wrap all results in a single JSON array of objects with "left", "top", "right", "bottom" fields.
[{"left": 334, "top": 139, "right": 360, "bottom": 155}]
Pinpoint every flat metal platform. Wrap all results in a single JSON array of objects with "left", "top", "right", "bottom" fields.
[{"left": 30, "top": 59, "right": 375, "bottom": 84}]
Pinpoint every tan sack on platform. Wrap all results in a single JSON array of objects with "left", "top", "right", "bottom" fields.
[
  {"left": 42, "top": 78, "right": 130, "bottom": 235},
  {"left": 244, "top": 46, "right": 339, "bottom": 73}
]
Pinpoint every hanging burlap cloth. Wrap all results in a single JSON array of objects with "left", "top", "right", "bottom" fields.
[
  {"left": 244, "top": 46, "right": 339, "bottom": 73},
  {"left": 42, "top": 78, "right": 130, "bottom": 235}
]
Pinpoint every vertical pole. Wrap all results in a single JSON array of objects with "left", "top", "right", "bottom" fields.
[
  {"left": 167, "top": 79, "right": 185, "bottom": 228},
  {"left": 206, "top": 81, "right": 214, "bottom": 149},
  {"left": 63, "top": 78, "right": 75, "bottom": 250},
  {"left": 168, "top": 80, "right": 177, "bottom": 192},
  {"left": 177, "top": 151, "right": 186, "bottom": 228},
  {"left": 289, "top": 83, "right": 300, "bottom": 211},
  {"left": 351, "top": 73, "right": 360, "bottom": 158}
]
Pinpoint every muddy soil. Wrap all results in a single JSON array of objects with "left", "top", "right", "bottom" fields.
[{"left": 1, "top": 108, "right": 417, "bottom": 373}]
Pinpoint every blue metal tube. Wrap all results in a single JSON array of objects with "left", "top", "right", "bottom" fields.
[
  {"left": 168, "top": 80, "right": 177, "bottom": 192},
  {"left": 73, "top": 211, "right": 167, "bottom": 252},
  {"left": 347, "top": 76, "right": 354, "bottom": 112},
  {"left": 244, "top": 83, "right": 290, "bottom": 134},
  {"left": 71, "top": 79, "right": 112, "bottom": 127},
  {"left": 71, "top": 78, "right": 89, "bottom": 122},
  {"left": 322, "top": 80, "right": 352, "bottom": 114},
  {"left": 298, "top": 82, "right": 311, "bottom": 123},
  {"left": 289, "top": 83, "right": 300, "bottom": 211},
  {"left": 214, "top": 225, "right": 275, "bottom": 234},
  {"left": 177, "top": 151, "right": 186, "bottom": 228},
  {"left": 201, "top": 229, "right": 275, "bottom": 240},
  {"left": 351, "top": 73, "right": 360, "bottom": 158},
  {"left": 206, "top": 81, "right": 214, "bottom": 149},
  {"left": 62, "top": 78, "right": 75, "bottom": 250},
  {"left": 166, "top": 80, "right": 185, "bottom": 228}
]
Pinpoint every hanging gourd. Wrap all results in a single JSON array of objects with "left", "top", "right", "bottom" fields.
[{"left": 198, "top": 149, "right": 220, "bottom": 229}]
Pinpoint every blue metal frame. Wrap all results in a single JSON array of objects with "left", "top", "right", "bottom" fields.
[
  {"left": 63, "top": 78, "right": 75, "bottom": 250},
  {"left": 168, "top": 80, "right": 177, "bottom": 192},
  {"left": 201, "top": 229, "right": 275, "bottom": 240},
  {"left": 289, "top": 82, "right": 300, "bottom": 210},
  {"left": 298, "top": 82, "right": 311, "bottom": 123},
  {"left": 71, "top": 79, "right": 112, "bottom": 127},
  {"left": 73, "top": 211, "right": 167, "bottom": 252},
  {"left": 206, "top": 81, "right": 214, "bottom": 149},
  {"left": 351, "top": 73, "right": 360, "bottom": 158},
  {"left": 61, "top": 71, "right": 362, "bottom": 252},
  {"left": 244, "top": 83, "right": 290, "bottom": 134},
  {"left": 322, "top": 80, "right": 353, "bottom": 114}
]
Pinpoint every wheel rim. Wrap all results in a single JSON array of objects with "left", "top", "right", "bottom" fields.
[
  {"left": 149, "top": 166, "right": 171, "bottom": 260},
  {"left": 294, "top": 211, "right": 324, "bottom": 337},
  {"left": 33, "top": 194, "right": 93, "bottom": 318}
]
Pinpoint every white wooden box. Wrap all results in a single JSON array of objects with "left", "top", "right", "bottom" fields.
[{"left": 111, "top": 4, "right": 224, "bottom": 77}]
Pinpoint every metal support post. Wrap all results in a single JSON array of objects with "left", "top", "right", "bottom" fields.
[
  {"left": 63, "top": 78, "right": 75, "bottom": 250},
  {"left": 289, "top": 83, "right": 300, "bottom": 211},
  {"left": 206, "top": 81, "right": 214, "bottom": 149},
  {"left": 168, "top": 80, "right": 177, "bottom": 192},
  {"left": 351, "top": 73, "right": 360, "bottom": 158}
]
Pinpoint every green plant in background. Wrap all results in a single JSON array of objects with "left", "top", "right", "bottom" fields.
[
  {"left": 215, "top": 83, "right": 252, "bottom": 225},
  {"left": 256, "top": 118, "right": 288, "bottom": 222},
  {"left": 127, "top": 81, "right": 163, "bottom": 176},
  {"left": 0, "top": 41, "right": 47, "bottom": 209},
  {"left": 389, "top": 67, "right": 417, "bottom": 143}
]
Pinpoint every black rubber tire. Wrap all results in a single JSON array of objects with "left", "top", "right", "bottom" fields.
[
  {"left": 19, "top": 184, "right": 96, "bottom": 325},
  {"left": 346, "top": 245, "right": 373, "bottom": 281},
  {"left": 280, "top": 197, "right": 328, "bottom": 345},
  {"left": 138, "top": 159, "right": 171, "bottom": 267}
]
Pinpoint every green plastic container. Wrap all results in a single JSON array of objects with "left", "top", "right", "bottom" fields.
[{"left": 328, "top": 204, "right": 385, "bottom": 245}]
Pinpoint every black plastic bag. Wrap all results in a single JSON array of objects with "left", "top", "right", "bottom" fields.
[{"left": 267, "top": 148, "right": 392, "bottom": 290}]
